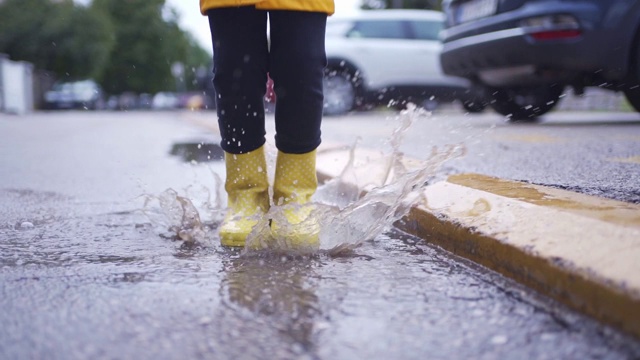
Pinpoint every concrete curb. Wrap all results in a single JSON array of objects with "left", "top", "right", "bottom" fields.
[{"left": 316, "top": 146, "right": 640, "bottom": 339}]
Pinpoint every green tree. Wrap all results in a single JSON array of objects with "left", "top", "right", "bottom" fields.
[
  {"left": 182, "top": 33, "right": 212, "bottom": 91},
  {"left": 0, "top": 0, "right": 113, "bottom": 80},
  {"left": 92, "top": 0, "right": 209, "bottom": 95}
]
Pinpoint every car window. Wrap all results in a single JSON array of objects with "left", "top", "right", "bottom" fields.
[
  {"left": 326, "top": 20, "right": 355, "bottom": 37},
  {"left": 409, "top": 20, "right": 443, "bottom": 41},
  {"left": 347, "top": 20, "right": 407, "bottom": 40}
]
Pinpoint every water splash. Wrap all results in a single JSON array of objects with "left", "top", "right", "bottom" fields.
[
  {"left": 144, "top": 104, "right": 465, "bottom": 254},
  {"left": 140, "top": 189, "right": 207, "bottom": 242},
  {"left": 317, "top": 104, "right": 465, "bottom": 253},
  {"left": 139, "top": 173, "right": 224, "bottom": 243}
]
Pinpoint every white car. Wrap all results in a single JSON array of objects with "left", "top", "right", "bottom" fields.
[{"left": 323, "top": 9, "right": 483, "bottom": 115}]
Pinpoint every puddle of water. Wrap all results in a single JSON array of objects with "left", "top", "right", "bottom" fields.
[
  {"left": 149, "top": 104, "right": 465, "bottom": 254},
  {"left": 2, "top": 110, "right": 640, "bottom": 359},
  {"left": 170, "top": 142, "right": 224, "bottom": 163}
]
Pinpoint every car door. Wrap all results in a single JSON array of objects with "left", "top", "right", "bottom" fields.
[
  {"left": 347, "top": 19, "right": 441, "bottom": 89},
  {"left": 344, "top": 19, "right": 422, "bottom": 90}
]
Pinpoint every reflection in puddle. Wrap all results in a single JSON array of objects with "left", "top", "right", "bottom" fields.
[
  {"left": 109, "top": 272, "right": 147, "bottom": 284},
  {"left": 221, "top": 254, "right": 321, "bottom": 354}
]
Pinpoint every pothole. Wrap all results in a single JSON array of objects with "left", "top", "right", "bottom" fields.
[{"left": 170, "top": 142, "right": 224, "bottom": 162}]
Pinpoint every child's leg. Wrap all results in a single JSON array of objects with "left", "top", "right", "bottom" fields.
[
  {"left": 269, "top": 11, "right": 327, "bottom": 248},
  {"left": 207, "top": 7, "right": 269, "bottom": 154},
  {"left": 207, "top": 7, "right": 270, "bottom": 247},
  {"left": 268, "top": 11, "right": 328, "bottom": 154}
]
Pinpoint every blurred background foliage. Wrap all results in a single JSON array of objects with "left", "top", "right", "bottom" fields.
[
  {"left": 0, "top": 0, "right": 441, "bottom": 95},
  {"left": 0, "top": 0, "right": 209, "bottom": 95}
]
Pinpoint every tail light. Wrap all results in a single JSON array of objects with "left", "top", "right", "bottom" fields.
[{"left": 520, "top": 15, "right": 582, "bottom": 41}]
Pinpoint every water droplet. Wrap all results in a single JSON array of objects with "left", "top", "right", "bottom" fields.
[{"left": 490, "top": 335, "right": 508, "bottom": 345}]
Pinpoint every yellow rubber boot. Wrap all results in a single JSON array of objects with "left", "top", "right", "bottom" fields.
[
  {"left": 272, "top": 149, "right": 320, "bottom": 249},
  {"left": 220, "top": 146, "right": 270, "bottom": 247}
]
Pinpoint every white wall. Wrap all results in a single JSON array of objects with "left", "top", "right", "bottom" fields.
[{"left": 0, "top": 54, "right": 34, "bottom": 115}]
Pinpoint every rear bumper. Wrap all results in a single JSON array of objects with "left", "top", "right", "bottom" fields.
[
  {"left": 440, "top": 1, "right": 629, "bottom": 87},
  {"left": 442, "top": 28, "right": 593, "bottom": 86}
]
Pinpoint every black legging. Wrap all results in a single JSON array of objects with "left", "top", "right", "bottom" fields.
[{"left": 207, "top": 7, "right": 327, "bottom": 155}]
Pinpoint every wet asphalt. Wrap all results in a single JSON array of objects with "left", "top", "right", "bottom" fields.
[
  {"left": 1, "top": 110, "right": 639, "bottom": 359},
  {"left": 324, "top": 108, "right": 640, "bottom": 204}
]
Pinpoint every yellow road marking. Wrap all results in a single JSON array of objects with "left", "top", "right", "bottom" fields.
[
  {"left": 609, "top": 155, "right": 640, "bottom": 164},
  {"left": 448, "top": 173, "right": 640, "bottom": 228}
]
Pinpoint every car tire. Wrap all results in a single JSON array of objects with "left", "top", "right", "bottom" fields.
[
  {"left": 624, "top": 30, "right": 640, "bottom": 112},
  {"left": 460, "top": 99, "right": 486, "bottom": 113},
  {"left": 323, "top": 68, "right": 356, "bottom": 116},
  {"left": 624, "top": 84, "right": 640, "bottom": 112},
  {"left": 418, "top": 98, "right": 439, "bottom": 111},
  {"left": 489, "top": 85, "right": 564, "bottom": 121}
]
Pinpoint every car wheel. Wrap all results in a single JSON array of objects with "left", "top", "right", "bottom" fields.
[
  {"left": 323, "top": 69, "right": 356, "bottom": 116},
  {"left": 624, "top": 84, "right": 640, "bottom": 112},
  {"left": 460, "top": 99, "right": 486, "bottom": 113},
  {"left": 624, "top": 31, "right": 640, "bottom": 112},
  {"left": 489, "top": 85, "right": 564, "bottom": 121},
  {"left": 420, "top": 98, "right": 439, "bottom": 111}
]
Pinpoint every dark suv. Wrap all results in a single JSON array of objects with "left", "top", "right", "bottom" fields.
[{"left": 440, "top": 0, "right": 640, "bottom": 120}]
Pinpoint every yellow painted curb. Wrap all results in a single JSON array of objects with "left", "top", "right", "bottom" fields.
[{"left": 316, "top": 147, "right": 640, "bottom": 339}]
